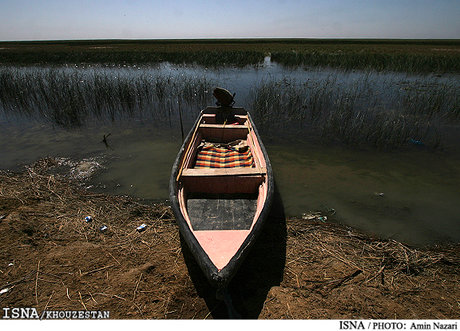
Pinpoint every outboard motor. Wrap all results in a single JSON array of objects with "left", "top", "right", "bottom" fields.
[
  {"left": 213, "top": 87, "right": 235, "bottom": 107},
  {"left": 213, "top": 87, "right": 237, "bottom": 124}
]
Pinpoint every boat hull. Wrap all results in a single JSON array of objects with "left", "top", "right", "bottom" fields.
[{"left": 169, "top": 107, "right": 274, "bottom": 288}]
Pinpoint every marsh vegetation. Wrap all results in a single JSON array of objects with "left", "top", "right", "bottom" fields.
[
  {"left": 0, "top": 66, "right": 214, "bottom": 128},
  {"left": 1, "top": 39, "right": 460, "bottom": 246},
  {"left": 1, "top": 39, "right": 459, "bottom": 72},
  {"left": 250, "top": 76, "right": 459, "bottom": 149},
  {"left": 1, "top": 65, "right": 458, "bottom": 150}
]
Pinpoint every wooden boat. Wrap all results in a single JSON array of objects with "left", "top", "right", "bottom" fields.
[{"left": 169, "top": 106, "right": 274, "bottom": 289}]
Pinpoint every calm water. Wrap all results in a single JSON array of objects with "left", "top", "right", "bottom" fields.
[{"left": 1, "top": 62, "right": 459, "bottom": 247}]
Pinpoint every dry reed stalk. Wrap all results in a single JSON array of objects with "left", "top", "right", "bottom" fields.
[
  {"left": 113, "top": 294, "right": 127, "bottom": 301},
  {"left": 35, "top": 260, "right": 40, "bottom": 305},
  {"left": 78, "top": 291, "right": 87, "bottom": 310},
  {"left": 106, "top": 251, "right": 121, "bottom": 265},
  {"left": 320, "top": 244, "right": 364, "bottom": 272},
  {"left": 133, "top": 274, "right": 142, "bottom": 301},
  {"left": 66, "top": 288, "right": 73, "bottom": 301},
  {"left": 163, "top": 294, "right": 171, "bottom": 318},
  {"left": 41, "top": 291, "right": 54, "bottom": 316},
  {"left": 89, "top": 292, "right": 98, "bottom": 304},
  {"left": 81, "top": 264, "right": 115, "bottom": 276}
]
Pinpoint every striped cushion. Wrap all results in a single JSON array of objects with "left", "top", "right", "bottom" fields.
[{"left": 195, "top": 145, "right": 254, "bottom": 168}]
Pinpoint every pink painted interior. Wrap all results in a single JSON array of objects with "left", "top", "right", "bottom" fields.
[
  {"left": 177, "top": 111, "right": 269, "bottom": 271},
  {"left": 253, "top": 180, "right": 268, "bottom": 226},
  {"left": 248, "top": 128, "right": 267, "bottom": 168},
  {"left": 178, "top": 187, "right": 254, "bottom": 271},
  {"left": 194, "top": 230, "right": 251, "bottom": 270}
]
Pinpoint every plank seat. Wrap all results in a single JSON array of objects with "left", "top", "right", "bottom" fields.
[
  {"left": 199, "top": 124, "right": 248, "bottom": 129},
  {"left": 181, "top": 167, "right": 266, "bottom": 177}
]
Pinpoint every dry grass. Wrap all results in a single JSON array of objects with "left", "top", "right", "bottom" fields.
[
  {"left": 260, "top": 219, "right": 459, "bottom": 319},
  {"left": 0, "top": 158, "right": 459, "bottom": 319},
  {"left": 0, "top": 158, "right": 206, "bottom": 319}
]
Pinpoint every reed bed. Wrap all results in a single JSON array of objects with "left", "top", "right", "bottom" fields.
[
  {"left": 271, "top": 51, "right": 460, "bottom": 73},
  {"left": 1, "top": 66, "right": 458, "bottom": 150},
  {"left": 249, "top": 76, "right": 459, "bottom": 150},
  {"left": 0, "top": 67, "right": 215, "bottom": 128},
  {"left": 0, "top": 50, "right": 265, "bottom": 67},
  {"left": 2, "top": 39, "right": 459, "bottom": 72}
]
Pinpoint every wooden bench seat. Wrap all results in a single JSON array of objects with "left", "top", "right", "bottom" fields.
[
  {"left": 180, "top": 168, "right": 266, "bottom": 194},
  {"left": 181, "top": 167, "right": 266, "bottom": 177},
  {"left": 199, "top": 123, "right": 248, "bottom": 129}
]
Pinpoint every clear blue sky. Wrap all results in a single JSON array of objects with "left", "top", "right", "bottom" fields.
[{"left": 1, "top": 0, "right": 459, "bottom": 41}]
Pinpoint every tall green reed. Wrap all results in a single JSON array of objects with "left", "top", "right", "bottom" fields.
[
  {"left": 1, "top": 66, "right": 458, "bottom": 150},
  {"left": 271, "top": 51, "right": 460, "bottom": 73},
  {"left": 0, "top": 67, "right": 215, "bottom": 128},
  {"left": 0, "top": 50, "right": 265, "bottom": 67},
  {"left": 249, "top": 76, "right": 459, "bottom": 150}
]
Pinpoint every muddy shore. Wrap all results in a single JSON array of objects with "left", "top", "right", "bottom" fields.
[{"left": 0, "top": 158, "right": 459, "bottom": 319}]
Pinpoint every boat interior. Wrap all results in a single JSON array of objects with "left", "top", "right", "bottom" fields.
[{"left": 177, "top": 107, "right": 268, "bottom": 232}]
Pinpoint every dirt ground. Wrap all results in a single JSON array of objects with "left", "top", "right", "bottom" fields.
[{"left": 0, "top": 158, "right": 459, "bottom": 319}]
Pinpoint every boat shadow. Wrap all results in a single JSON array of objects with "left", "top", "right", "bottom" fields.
[{"left": 180, "top": 182, "right": 287, "bottom": 319}]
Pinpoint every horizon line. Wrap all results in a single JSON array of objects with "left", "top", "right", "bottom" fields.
[{"left": 2, "top": 37, "right": 460, "bottom": 43}]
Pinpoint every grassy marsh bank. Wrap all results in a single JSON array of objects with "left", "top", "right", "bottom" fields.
[
  {"left": 0, "top": 158, "right": 459, "bottom": 319},
  {"left": 1, "top": 39, "right": 460, "bottom": 72}
]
